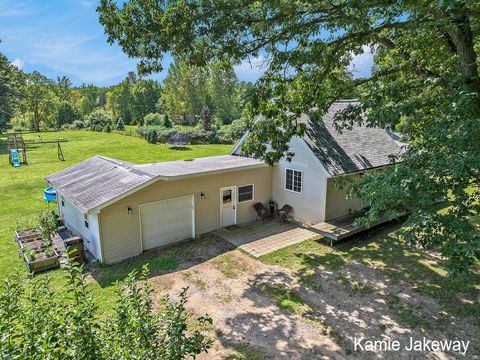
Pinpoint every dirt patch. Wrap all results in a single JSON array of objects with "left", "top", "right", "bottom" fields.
[{"left": 108, "top": 235, "right": 479, "bottom": 359}]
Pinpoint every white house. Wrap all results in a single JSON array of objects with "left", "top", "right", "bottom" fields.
[{"left": 46, "top": 100, "right": 405, "bottom": 264}]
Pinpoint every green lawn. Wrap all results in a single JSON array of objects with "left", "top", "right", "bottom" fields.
[{"left": 0, "top": 130, "right": 231, "bottom": 313}]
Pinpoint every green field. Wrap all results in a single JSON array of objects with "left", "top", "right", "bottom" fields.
[{"left": 0, "top": 130, "right": 231, "bottom": 312}]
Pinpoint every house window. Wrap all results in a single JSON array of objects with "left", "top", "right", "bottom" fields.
[
  {"left": 238, "top": 184, "right": 254, "bottom": 202},
  {"left": 285, "top": 169, "right": 302, "bottom": 193},
  {"left": 61, "top": 195, "right": 65, "bottom": 207},
  {"left": 84, "top": 213, "right": 89, "bottom": 229}
]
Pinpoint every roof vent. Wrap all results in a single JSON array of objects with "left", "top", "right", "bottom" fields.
[{"left": 184, "top": 159, "right": 194, "bottom": 162}]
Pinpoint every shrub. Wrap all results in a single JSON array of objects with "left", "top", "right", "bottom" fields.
[
  {"left": 163, "top": 113, "right": 172, "bottom": 128},
  {"left": 115, "top": 118, "right": 125, "bottom": 131},
  {"left": 144, "top": 113, "right": 163, "bottom": 126},
  {"left": 146, "top": 128, "right": 158, "bottom": 143},
  {"left": 0, "top": 262, "right": 212, "bottom": 359},
  {"left": 105, "top": 124, "right": 112, "bottom": 133},
  {"left": 72, "top": 120, "right": 85, "bottom": 129},
  {"left": 217, "top": 118, "right": 247, "bottom": 143},
  {"left": 87, "top": 110, "right": 112, "bottom": 132}
]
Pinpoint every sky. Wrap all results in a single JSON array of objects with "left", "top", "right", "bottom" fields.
[{"left": 0, "top": 0, "right": 373, "bottom": 87}]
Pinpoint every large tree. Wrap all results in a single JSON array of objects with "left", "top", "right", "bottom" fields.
[
  {"left": 0, "top": 50, "right": 24, "bottom": 131},
  {"left": 23, "top": 71, "right": 54, "bottom": 131},
  {"left": 98, "top": 1, "right": 480, "bottom": 273},
  {"left": 130, "top": 79, "right": 162, "bottom": 122}
]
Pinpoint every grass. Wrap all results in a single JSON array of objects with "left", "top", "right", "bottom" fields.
[
  {"left": 211, "top": 253, "right": 250, "bottom": 278},
  {"left": 260, "top": 223, "right": 480, "bottom": 324},
  {"left": 261, "top": 284, "right": 312, "bottom": 315},
  {"left": 0, "top": 130, "right": 230, "bottom": 313}
]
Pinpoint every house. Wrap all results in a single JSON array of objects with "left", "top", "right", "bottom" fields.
[{"left": 45, "top": 100, "right": 405, "bottom": 264}]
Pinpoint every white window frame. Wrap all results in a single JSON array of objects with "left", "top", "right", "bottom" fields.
[
  {"left": 284, "top": 168, "right": 303, "bottom": 194},
  {"left": 237, "top": 184, "right": 255, "bottom": 203}
]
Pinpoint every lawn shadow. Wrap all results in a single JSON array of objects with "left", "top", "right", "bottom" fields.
[
  {"left": 168, "top": 146, "right": 192, "bottom": 151},
  {"left": 88, "top": 234, "right": 235, "bottom": 288}
]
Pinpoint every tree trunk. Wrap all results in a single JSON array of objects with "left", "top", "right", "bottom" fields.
[{"left": 447, "top": 13, "right": 480, "bottom": 94}]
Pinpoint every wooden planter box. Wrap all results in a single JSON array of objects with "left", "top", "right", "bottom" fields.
[
  {"left": 23, "top": 250, "right": 61, "bottom": 273},
  {"left": 16, "top": 227, "right": 62, "bottom": 273}
]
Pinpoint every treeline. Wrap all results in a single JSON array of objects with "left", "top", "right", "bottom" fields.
[{"left": 0, "top": 51, "right": 252, "bottom": 135}]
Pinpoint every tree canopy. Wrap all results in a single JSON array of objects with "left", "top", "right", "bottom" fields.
[{"left": 98, "top": 0, "right": 480, "bottom": 273}]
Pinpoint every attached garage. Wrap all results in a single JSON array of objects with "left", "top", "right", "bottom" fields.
[
  {"left": 140, "top": 195, "right": 195, "bottom": 251},
  {"left": 46, "top": 154, "right": 271, "bottom": 264}
]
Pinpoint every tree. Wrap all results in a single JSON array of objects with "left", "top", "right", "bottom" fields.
[
  {"left": 98, "top": 1, "right": 480, "bottom": 273},
  {"left": 163, "top": 112, "right": 172, "bottom": 128},
  {"left": 54, "top": 76, "right": 72, "bottom": 102},
  {"left": 0, "top": 262, "right": 212, "bottom": 358},
  {"left": 106, "top": 73, "right": 135, "bottom": 124},
  {"left": 200, "top": 105, "right": 211, "bottom": 131},
  {"left": 0, "top": 50, "right": 24, "bottom": 131},
  {"left": 130, "top": 79, "right": 161, "bottom": 122},
  {"left": 78, "top": 84, "right": 99, "bottom": 118},
  {"left": 23, "top": 71, "right": 53, "bottom": 131},
  {"left": 54, "top": 102, "right": 80, "bottom": 129}
]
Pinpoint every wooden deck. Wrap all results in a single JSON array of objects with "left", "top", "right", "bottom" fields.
[{"left": 311, "top": 209, "right": 406, "bottom": 242}]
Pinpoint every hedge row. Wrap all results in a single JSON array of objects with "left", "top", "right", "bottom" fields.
[{"left": 136, "top": 119, "right": 247, "bottom": 145}]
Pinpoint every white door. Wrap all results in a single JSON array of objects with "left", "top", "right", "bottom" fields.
[
  {"left": 140, "top": 195, "right": 195, "bottom": 250},
  {"left": 220, "top": 186, "right": 237, "bottom": 227}
]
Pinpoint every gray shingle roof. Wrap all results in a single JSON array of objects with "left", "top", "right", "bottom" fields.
[
  {"left": 45, "top": 155, "right": 266, "bottom": 212},
  {"left": 298, "top": 100, "right": 406, "bottom": 176},
  {"left": 45, "top": 156, "right": 156, "bottom": 213}
]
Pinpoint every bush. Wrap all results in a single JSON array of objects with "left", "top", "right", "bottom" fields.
[
  {"left": 72, "top": 120, "right": 85, "bottom": 129},
  {"left": 163, "top": 113, "right": 172, "bottom": 128},
  {"left": 87, "top": 110, "right": 112, "bottom": 132},
  {"left": 0, "top": 262, "right": 212, "bottom": 359},
  {"left": 146, "top": 128, "right": 158, "bottom": 143},
  {"left": 105, "top": 124, "right": 112, "bottom": 133},
  {"left": 115, "top": 118, "right": 125, "bottom": 131},
  {"left": 144, "top": 113, "right": 163, "bottom": 126},
  {"left": 217, "top": 118, "right": 247, "bottom": 144}
]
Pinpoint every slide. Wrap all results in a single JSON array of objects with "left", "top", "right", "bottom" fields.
[{"left": 11, "top": 150, "right": 21, "bottom": 167}]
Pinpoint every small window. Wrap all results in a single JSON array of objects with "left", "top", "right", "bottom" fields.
[
  {"left": 285, "top": 169, "right": 302, "bottom": 193},
  {"left": 61, "top": 195, "right": 65, "bottom": 207},
  {"left": 238, "top": 184, "right": 254, "bottom": 202},
  {"left": 222, "top": 189, "right": 232, "bottom": 204},
  {"left": 83, "top": 213, "right": 89, "bottom": 229}
]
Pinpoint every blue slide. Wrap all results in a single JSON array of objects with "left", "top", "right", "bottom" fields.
[{"left": 11, "top": 150, "right": 21, "bottom": 167}]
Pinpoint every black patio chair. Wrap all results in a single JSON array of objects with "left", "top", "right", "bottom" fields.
[
  {"left": 253, "top": 202, "right": 270, "bottom": 221},
  {"left": 277, "top": 204, "right": 293, "bottom": 223}
]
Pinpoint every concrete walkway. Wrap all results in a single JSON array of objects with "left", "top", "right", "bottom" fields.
[{"left": 214, "top": 220, "right": 319, "bottom": 257}]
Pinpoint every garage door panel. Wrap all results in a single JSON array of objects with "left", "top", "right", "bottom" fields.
[{"left": 140, "top": 195, "right": 194, "bottom": 250}]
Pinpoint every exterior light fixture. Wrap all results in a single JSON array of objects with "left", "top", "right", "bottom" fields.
[
  {"left": 126, "top": 206, "right": 133, "bottom": 214},
  {"left": 200, "top": 192, "right": 206, "bottom": 200}
]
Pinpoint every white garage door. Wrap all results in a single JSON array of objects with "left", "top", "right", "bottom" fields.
[{"left": 140, "top": 195, "right": 195, "bottom": 250}]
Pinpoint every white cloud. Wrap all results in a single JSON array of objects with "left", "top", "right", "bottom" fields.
[
  {"left": 0, "top": 1, "right": 35, "bottom": 17},
  {"left": 0, "top": 25, "right": 139, "bottom": 85},
  {"left": 348, "top": 45, "right": 375, "bottom": 78},
  {"left": 234, "top": 55, "right": 268, "bottom": 81},
  {"left": 11, "top": 57, "right": 24, "bottom": 69}
]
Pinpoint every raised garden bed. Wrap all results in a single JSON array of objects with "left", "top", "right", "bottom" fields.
[
  {"left": 15, "top": 227, "right": 61, "bottom": 273},
  {"left": 23, "top": 248, "right": 61, "bottom": 273},
  {"left": 15, "top": 226, "right": 84, "bottom": 273}
]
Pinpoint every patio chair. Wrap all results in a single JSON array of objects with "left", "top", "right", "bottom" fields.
[
  {"left": 277, "top": 204, "right": 293, "bottom": 223},
  {"left": 253, "top": 202, "right": 270, "bottom": 221}
]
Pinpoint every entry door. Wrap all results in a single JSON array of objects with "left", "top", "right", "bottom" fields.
[{"left": 220, "top": 186, "right": 237, "bottom": 227}]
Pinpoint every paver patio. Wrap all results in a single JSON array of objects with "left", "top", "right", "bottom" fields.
[{"left": 214, "top": 220, "right": 319, "bottom": 257}]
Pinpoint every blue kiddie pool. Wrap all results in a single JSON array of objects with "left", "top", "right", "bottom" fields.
[{"left": 44, "top": 187, "right": 57, "bottom": 202}]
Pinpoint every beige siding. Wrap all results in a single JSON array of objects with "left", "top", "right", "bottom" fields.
[
  {"left": 271, "top": 137, "right": 328, "bottom": 224},
  {"left": 324, "top": 176, "right": 363, "bottom": 220},
  {"left": 99, "top": 167, "right": 272, "bottom": 264}
]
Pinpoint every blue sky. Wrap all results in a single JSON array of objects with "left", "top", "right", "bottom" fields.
[{"left": 0, "top": 0, "right": 373, "bottom": 86}]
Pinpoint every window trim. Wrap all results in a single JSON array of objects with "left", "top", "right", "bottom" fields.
[
  {"left": 284, "top": 168, "right": 303, "bottom": 194},
  {"left": 83, "top": 213, "right": 89, "bottom": 229},
  {"left": 237, "top": 184, "right": 255, "bottom": 203}
]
